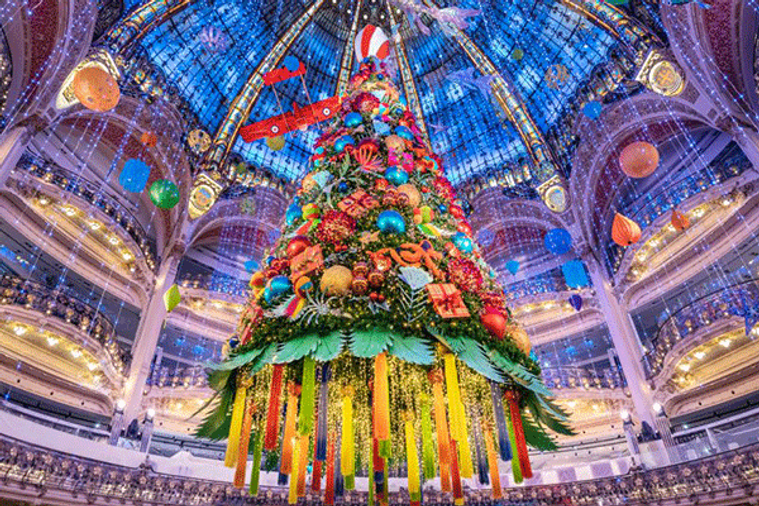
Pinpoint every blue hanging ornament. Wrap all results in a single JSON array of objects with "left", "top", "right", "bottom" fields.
[
  {"left": 384, "top": 166, "right": 409, "bottom": 186},
  {"left": 562, "top": 260, "right": 589, "bottom": 288},
  {"left": 376, "top": 210, "right": 406, "bottom": 233},
  {"left": 452, "top": 232, "right": 473, "bottom": 254},
  {"left": 334, "top": 135, "right": 355, "bottom": 153},
  {"left": 264, "top": 275, "right": 292, "bottom": 303},
  {"left": 568, "top": 293, "right": 583, "bottom": 311},
  {"left": 394, "top": 125, "right": 414, "bottom": 141},
  {"left": 505, "top": 259, "right": 520, "bottom": 275},
  {"left": 286, "top": 203, "right": 302, "bottom": 226},
  {"left": 544, "top": 228, "right": 572, "bottom": 255},
  {"left": 344, "top": 112, "right": 363, "bottom": 128},
  {"left": 119, "top": 159, "right": 150, "bottom": 193}
]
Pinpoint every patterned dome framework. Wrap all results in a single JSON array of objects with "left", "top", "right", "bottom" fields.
[{"left": 199, "top": 52, "right": 572, "bottom": 504}]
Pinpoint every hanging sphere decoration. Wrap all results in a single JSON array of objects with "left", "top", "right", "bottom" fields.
[
  {"left": 149, "top": 180, "right": 180, "bottom": 209},
  {"left": 544, "top": 228, "right": 572, "bottom": 255},
  {"left": 344, "top": 112, "right": 363, "bottom": 128},
  {"left": 619, "top": 141, "right": 659, "bottom": 178},
  {"left": 505, "top": 259, "right": 520, "bottom": 275},
  {"left": 334, "top": 135, "right": 355, "bottom": 153},
  {"left": 73, "top": 66, "right": 120, "bottom": 112},
  {"left": 568, "top": 294, "right": 583, "bottom": 311},
  {"left": 266, "top": 136, "right": 286, "bottom": 151},
  {"left": 119, "top": 159, "right": 150, "bottom": 193},
  {"left": 452, "top": 232, "right": 473, "bottom": 254},
  {"left": 384, "top": 166, "right": 409, "bottom": 186}
]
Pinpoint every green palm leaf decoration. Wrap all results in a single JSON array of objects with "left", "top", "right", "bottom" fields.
[{"left": 388, "top": 334, "right": 435, "bottom": 364}]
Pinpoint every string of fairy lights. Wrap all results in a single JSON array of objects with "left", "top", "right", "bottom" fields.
[{"left": 0, "top": 0, "right": 758, "bottom": 443}]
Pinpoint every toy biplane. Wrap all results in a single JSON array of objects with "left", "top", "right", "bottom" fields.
[{"left": 240, "top": 57, "right": 341, "bottom": 143}]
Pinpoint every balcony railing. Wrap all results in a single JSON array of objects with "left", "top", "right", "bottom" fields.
[
  {"left": 0, "top": 275, "right": 129, "bottom": 371},
  {"left": 645, "top": 280, "right": 759, "bottom": 378},
  {"left": 541, "top": 365, "right": 625, "bottom": 390},
  {"left": 147, "top": 364, "right": 208, "bottom": 388},
  {"left": 16, "top": 152, "right": 158, "bottom": 270},
  {"left": 178, "top": 272, "right": 250, "bottom": 298}
]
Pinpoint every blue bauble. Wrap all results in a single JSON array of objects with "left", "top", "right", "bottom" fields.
[
  {"left": 315, "top": 146, "right": 325, "bottom": 155},
  {"left": 228, "top": 336, "right": 240, "bottom": 349},
  {"left": 285, "top": 203, "right": 302, "bottom": 226},
  {"left": 334, "top": 135, "right": 355, "bottom": 153},
  {"left": 583, "top": 101, "right": 602, "bottom": 120},
  {"left": 384, "top": 166, "right": 409, "bottom": 186},
  {"left": 394, "top": 125, "right": 414, "bottom": 141},
  {"left": 438, "top": 204, "right": 448, "bottom": 214},
  {"left": 338, "top": 181, "right": 349, "bottom": 193},
  {"left": 452, "top": 232, "right": 474, "bottom": 254},
  {"left": 264, "top": 275, "right": 292, "bottom": 303},
  {"left": 244, "top": 259, "right": 260, "bottom": 272},
  {"left": 544, "top": 228, "right": 572, "bottom": 255},
  {"left": 344, "top": 112, "right": 363, "bottom": 128},
  {"left": 376, "top": 210, "right": 406, "bottom": 234}
]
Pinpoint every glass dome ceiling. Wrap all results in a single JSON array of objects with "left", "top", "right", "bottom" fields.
[{"left": 131, "top": 0, "right": 623, "bottom": 184}]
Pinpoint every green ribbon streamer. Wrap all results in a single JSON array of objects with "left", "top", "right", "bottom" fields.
[
  {"left": 249, "top": 431, "right": 264, "bottom": 496},
  {"left": 344, "top": 474, "right": 355, "bottom": 490},
  {"left": 420, "top": 397, "right": 435, "bottom": 480},
  {"left": 368, "top": 444, "right": 375, "bottom": 506},
  {"left": 298, "top": 357, "right": 316, "bottom": 436},
  {"left": 506, "top": 411, "right": 522, "bottom": 483}
]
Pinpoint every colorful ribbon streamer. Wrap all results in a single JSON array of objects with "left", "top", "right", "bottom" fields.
[
  {"left": 234, "top": 400, "right": 255, "bottom": 488},
  {"left": 429, "top": 369, "right": 451, "bottom": 491},
  {"left": 405, "top": 415, "right": 421, "bottom": 506},
  {"left": 249, "top": 430, "right": 264, "bottom": 496},
  {"left": 341, "top": 385, "right": 355, "bottom": 489},
  {"left": 265, "top": 364, "right": 284, "bottom": 451},
  {"left": 419, "top": 393, "right": 435, "bottom": 480},
  {"left": 280, "top": 382, "right": 300, "bottom": 475},
  {"left": 484, "top": 428, "right": 502, "bottom": 499},
  {"left": 298, "top": 357, "right": 316, "bottom": 436},
  {"left": 224, "top": 383, "right": 247, "bottom": 468},
  {"left": 489, "top": 381, "right": 512, "bottom": 461}
]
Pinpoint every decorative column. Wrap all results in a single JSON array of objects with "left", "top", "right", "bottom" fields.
[
  {"left": 122, "top": 252, "right": 181, "bottom": 423},
  {"left": 586, "top": 256, "right": 656, "bottom": 426},
  {"left": 139, "top": 408, "right": 156, "bottom": 452},
  {"left": 620, "top": 410, "right": 640, "bottom": 467},
  {"left": 652, "top": 402, "right": 675, "bottom": 464},
  {"left": 0, "top": 126, "right": 31, "bottom": 188}
]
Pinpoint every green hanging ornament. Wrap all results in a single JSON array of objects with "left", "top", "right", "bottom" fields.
[{"left": 149, "top": 179, "right": 180, "bottom": 209}]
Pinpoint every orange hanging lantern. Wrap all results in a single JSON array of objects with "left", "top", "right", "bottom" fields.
[
  {"left": 611, "top": 212, "right": 642, "bottom": 247},
  {"left": 671, "top": 208, "right": 690, "bottom": 231},
  {"left": 140, "top": 131, "right": 158, "bottom": 147},
  {"left": 73, "top": 67, "right": 120, "bottom": 112},
  {"left": 619, "top": 141, "right": 659, "bottom": 178}
]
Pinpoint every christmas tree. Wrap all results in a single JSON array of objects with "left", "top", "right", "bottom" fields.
[{"left": 199, "top": 49, "right": 572, "bottom": 505}]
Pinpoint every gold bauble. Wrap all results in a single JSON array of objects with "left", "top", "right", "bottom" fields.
[
  {"left": 508, "top": 325, "right": 532, "bottom": 355},
  {"left": 320, "top": 265, "right": 353, "bottom": 296},
  {"left": 397, "top": 183, "right": 421, "bottom": 207}
]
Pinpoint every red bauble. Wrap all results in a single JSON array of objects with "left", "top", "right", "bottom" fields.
[
  {"left": 286, "top": 236, "right": 312, "bottom": 258},
  {"left": 481, "top": 308, "right": 507, "bottom": 340},
  {"left": 433, "top": 177, "right": 455, "bottom": 201},
  {"left": 457, "top": 222, "right": 473, "bottom": 236},
  {"left": 447, "top": 258, "right": 483, "bottom": 293}
]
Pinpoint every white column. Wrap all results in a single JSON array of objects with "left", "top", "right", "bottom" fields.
[
  {"left": 586, "top": 257, "right": 656, "bottom": 426},
  {"left": 0, "top": 126, "right": 31, "bottom": 187},
  {"left": 122, "top": 254, "right": 180, "bottom": 423}
]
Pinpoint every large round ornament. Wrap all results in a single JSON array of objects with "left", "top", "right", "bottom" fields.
[
  {"left": 397, "top": 184, "right": 421, "bottom": 207},
  {"left": 544, "top": 228, "right": 572, "bottom": 255},
  {"left": 302, "top": 203, "right": 320, "bottom": 220},
  {"left": 285, "top": 204, "right": 302, "bottom": 225},
  {"left": 611, "top": 213, "right": 641, "bottom": 246},
  {"left": 619, "top": 141, "right": 659, "bottom": 178},
  {"left": 266, "top": 136, "right": 285, "bottom": 151},
  {"left": 481, "top": 308, "right": 507, "bottom": 340},
  {"left": 385, "top": 135, "right": 406, "bottom": 151},
  {"left": 452, "top": 232, "right": 473, "bottom": 254},
  {"left": 320, "top": 266, "right": 353, "bottom": 296},
  {"left": 344, "top": 112, "right": 363, "bottom": 128},
  {"left": 334, "top": 135, "right": 355, "bottom": 153},
  {"left": 376, "top": 210, "right": 406, "bottom": 234},
  {"left": 509, "top": 325, "right": 532, "bottom": 355},
  {"left": 149, "top": 180, "right": 180, "bottom": 209},
  {"left": 73, "top": 67, "right": 120, "bottom": 112},
  {"left": 264, "top": 275, "right": 292, "bottom": 303},
  {"left": 384, "top": 166, "right": 409, "bottom": 186},
  {"left": 413, "top": 206, "right": 434, "bottom": 224},
  {"left": 286, "top": 236, "right": 312, "bottom": 258}
]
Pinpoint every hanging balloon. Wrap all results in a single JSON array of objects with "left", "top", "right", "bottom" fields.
[
  {"left": 611, "top": 213, "right": 642, "bottom": 246},
  {"left": 140, "top": 132, "right": 158, "bottom": 147},
  {"left": 119, "top": 159, "right": 150, "bottom": 193},
  {"left": 619, "top": 141, "right": 659, "bottom": 178},
  {"left": 163, "top": 284, "right": 181, "bottom": 312},
  {"left": 354, "top": 24, "right": 390, "bottom": 61},
  {"left": 505, "top": 260, "right": 519, "bottom": 275},
  {"left": 73, "top": 66, "right": 120, "bottom": 112},
  {"left": 266, "top": 136, "right": 286, "bottom": 151},
  {"left": 562, "top": 261, "right": 589, "bottom": 289},
  {"left": 671, "top": 209, "right": 690, "bottom": 231},
  {"left": 582, "top": 101, "right": 602, "bottom": 120},
  {"left": 544, "top": 228, "right": 572, "bottom": 255},
  {"left": 568, "top": 294, "right": 583, "bottom": 311},
  {"left": 149, "top": 180, "right": 180, "bottom": 209}
]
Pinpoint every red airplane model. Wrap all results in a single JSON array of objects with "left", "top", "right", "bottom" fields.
[{"left": 240, "top": 57, "right": 341, "bottom": 143}]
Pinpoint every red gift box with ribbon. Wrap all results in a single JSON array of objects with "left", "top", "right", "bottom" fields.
[
  {"left": 426, "top": 283, "right": 470, "bottom": 319},
  {"left": 338, "top": 189, "right": 379, "bottom": 219},
  {"left": 289, "top": 245, "right": 324, "bottom": 282}
]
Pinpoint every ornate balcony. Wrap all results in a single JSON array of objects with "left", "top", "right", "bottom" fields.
[
  {"left": 542, "top": 365, "right": 625, "bottom": 391},
  {"left": 14, "top": 152, "right": 158, "bottom": 271},
  {"left": 0, "top": 275, "right": 128, "bottom": 372},
  {"left": 645, "top": 280, "right": 759, "bottom": 379}
]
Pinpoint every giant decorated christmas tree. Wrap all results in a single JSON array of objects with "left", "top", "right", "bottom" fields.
[{"left": 199, "top": 37, "right": 572, "bottom": 505}]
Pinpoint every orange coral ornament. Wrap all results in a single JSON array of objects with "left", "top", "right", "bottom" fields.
[
  {"left": 611, "top": 212, "right": 642, "bottom": 246},
  {"left": 671, "top": 209, "right": 690, "bottom": 231}
]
